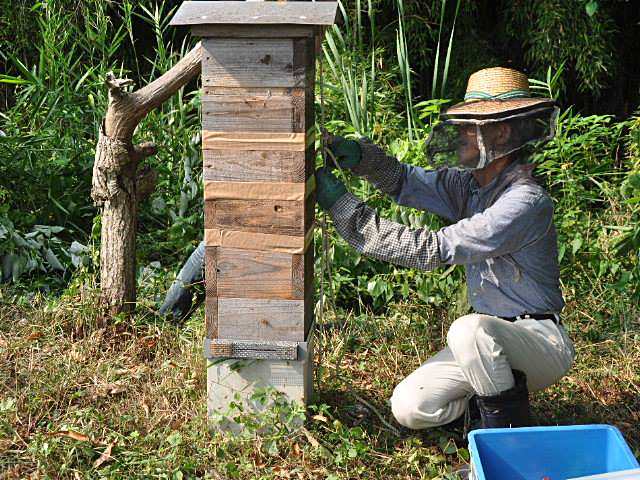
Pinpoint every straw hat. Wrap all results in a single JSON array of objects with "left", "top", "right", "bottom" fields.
[{"left": 444, "top": 67, "right": 555, "bottom": 119}]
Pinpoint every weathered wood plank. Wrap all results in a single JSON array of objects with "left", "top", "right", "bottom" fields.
[
  {"left": 192, "top": 24, "right": 316, "bottom": 38},
  {"left": 305, "top": 192, "right": 316, "bottom": 234},
  {"left": 204, "top": 200, "right": 215, "bottom": 230},
  {"left": 203, "top": 149, "right": 309, "bottom": 183},
  {"left": 205, "top": 246, "right": 217, "bottom": 297},
  {"left": 202, "top": 90, "right": 306, "bottom": 133},
  {"left": 205, "top": 296, "right": 218, "bottom": 339},
  {"left": 204, "top": 228, "right": 312, "bottom": 254},
  {"left": 204, "top": 177, "right": 315, "bottom": 201},
  {"left": 170, "top": 2, "right": 338, "bottom": 26},
  {"left": 202, "top": 38, "right": 311, "bottom": 88},
  {"left": 204, "top": 247, "right": 218, "bottom": 339},
  {"left": 206, "top": 199, "right": 304, "bottom": 236},
  {"left": 291, "top": 253, "right": 305, "bottom": 299},
  {"left": 202, "top": 131, "right": 306, "bottom": 151},
  {"left": 204, "top": 247, "right": 218, "bottom": 338},
  {"left": 203, "top": 86, "right": 303, "bottom": 96},
  {"left": 216, "top": 247, "right": 303, "bottom": 300},
  {"left": 217, "top": 297, "right": 305, "bottom": 341},
  {"left": 204, "top": 180, "right": 304, "bottom": 201},
  {"left": 304, "top": 246, "right": 315, "bottom": 338},
  {"left": 305, "top": 246, "right": 315, "bottom": 297}
]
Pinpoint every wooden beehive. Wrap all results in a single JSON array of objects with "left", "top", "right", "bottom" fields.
[{"left": 170, "top": 1, "right": 337, "bottom": 420}]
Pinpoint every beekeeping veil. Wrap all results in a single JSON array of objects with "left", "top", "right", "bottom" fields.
[{"left": 426, "top": 67, "right": 559, "bottom": 170}]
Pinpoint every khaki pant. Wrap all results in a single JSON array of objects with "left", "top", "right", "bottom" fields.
[{"left": 390, "top": 314, "right": 575, "bottom": 430}]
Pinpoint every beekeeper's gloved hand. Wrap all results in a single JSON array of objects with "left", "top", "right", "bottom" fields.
[
  {"left": 326, "top": 135, "right": 361, "bottom": 170},
  {"left": 315, "top": 167, "right": 347, "bottom": 211}
]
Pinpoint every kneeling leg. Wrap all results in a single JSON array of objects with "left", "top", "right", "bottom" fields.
[{"left": 390, "top": 347, "right": 474, "bottom": 430}]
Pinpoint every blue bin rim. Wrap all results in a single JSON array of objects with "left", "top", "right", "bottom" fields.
[{"left": 468, "top": 424, "right": 638, "bottom": 480}]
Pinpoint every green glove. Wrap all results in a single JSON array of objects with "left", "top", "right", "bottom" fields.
[
  {"left": 327, "top": 135, "right": 361, "bottom": 170},
  {"left": 315, "top": 167, "right": 347, "bottom": 210}
]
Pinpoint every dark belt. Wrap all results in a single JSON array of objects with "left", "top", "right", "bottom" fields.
[{"left": 500, "top": 313, "right": 562, "bottom": 325}]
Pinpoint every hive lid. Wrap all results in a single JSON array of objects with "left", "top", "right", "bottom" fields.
[{"left": 169, "top": 1, "right": 339, "bottom": 27}]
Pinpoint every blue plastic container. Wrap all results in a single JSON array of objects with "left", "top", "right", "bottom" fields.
[{"left": 468, "top": 425, "right": 639, "bottom": 480}]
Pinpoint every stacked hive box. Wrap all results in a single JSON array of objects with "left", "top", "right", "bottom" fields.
[{"left": 169, "top": 1, "right": 338, "bottom": 418}]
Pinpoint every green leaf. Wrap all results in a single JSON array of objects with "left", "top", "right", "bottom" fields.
[
  {"left": 45, "top": 248, "right": 65, "bottom": 271},
  {"left": 265, "top": 439, "right": 279, "bottom": 456},
  {"left": 367, "top": 278, "right": 385, "bottom": 298},
  {"left": 585, "top": 0, "right": 599, "bottom": 17},
  {"left": 571, "top": 236, "right": 583, "bottom": 256},
  {"left": 0, "top": 74, "right": 30, "bottom": 85},
  {"left": 558, "top": 243, "right": 566, "bottom": 263}
]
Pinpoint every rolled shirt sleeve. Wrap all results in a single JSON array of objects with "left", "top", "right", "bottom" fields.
[
  {"left": 328, "top": 192, "right": 441, "bottom": 272},
  {"left": 437, "top": 185, "right": 555, "bottom": 265}
]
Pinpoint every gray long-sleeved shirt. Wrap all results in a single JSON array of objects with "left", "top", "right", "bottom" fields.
[{"left": 328, "top": 140, "right": 564, "bottom": 317}]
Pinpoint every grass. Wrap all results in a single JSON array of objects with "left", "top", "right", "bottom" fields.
[{"left": 2, "top": 280, "right": 639, "bottom": 479}]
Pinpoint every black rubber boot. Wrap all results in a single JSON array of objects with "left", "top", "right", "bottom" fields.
[
  {"left": 476, "top": 369, "right": 531, "bottom": 428},
  {"left": 159, "top": 241, "right": 205, "bottom": 321}
]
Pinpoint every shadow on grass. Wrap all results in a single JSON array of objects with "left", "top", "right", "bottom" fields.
[{"left": 534, "top": 389, "right": 640, "bottom": 450}]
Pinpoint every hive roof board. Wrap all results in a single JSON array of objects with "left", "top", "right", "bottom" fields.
[{"left": 169, "top": 1, "right": 339, "bottom": 27}]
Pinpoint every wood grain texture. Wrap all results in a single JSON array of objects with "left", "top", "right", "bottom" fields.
[
  {"left": 202, "top": 38, "right": 311, "bottom": 88},
  {"left": 203, "top": 86, "right": 303, "bottom": 96},
  {"left": 217, "top": 297, "right": 305, "bottom": 341},
  {"left": 203, "top": 149, "right": 308, "bottom": 183},
  {"left": 205, "top": 296, "right": 218, "bottom": 339},
  {"left": 204, "top": 177, "right": 315, "bottom": 201},
  {"left": 204, "top": 247, "right": 218, "bottom": 338},
  {"left": 216, "top": 247, "right": 302, "bottom": 300},
  {"left": 291, "top": 253, "right": 305, "bottom": 299},
  {"left": 204, "top": 228, "right": 312, "bottom": 254},
  {"left": 304, "top": 246, "right": 315, "bottom": 339},
  {"left": 191, "top": 25, "right": 316, "bottom": 38},
  {"left": 304, "top": 246, "right": 314, "bottom": 295},
  {"left": 205, "top": 247, "right": 217, "bottom": 297},
  {"left": 305, "top": 193, "right": 316, "bottom": 234},
  {"left": 170, "top": 1, "right": 338, "bottom": 26},
  {"left": 202, "top": 89, "right": 306, "bottom": 133},
  {"left": 206, "top": 198, "right": 304, "bottom": 236},
  {"left": 202, "top": 131, "right": 306, "bottom": 151}
]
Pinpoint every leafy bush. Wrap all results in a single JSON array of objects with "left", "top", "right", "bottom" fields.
[
  {"left": 504, "top": 0, "right": 617, "bottom": 98},
  {"left": 0, "top": 1, "right": 201, "bottom": 287}
]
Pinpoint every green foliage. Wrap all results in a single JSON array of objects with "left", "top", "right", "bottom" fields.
[
  {"left": 532, "top": 109, "right": 639, "bottom": 308},
  {"left": 504, "top": 0, "right": 617, "bottom": 98},
  {"left": 0, "top": 0, "right": 201, "bottom": 287},
  {"left": 321, "top": 0, "right": 392, "bottom": 139},
  {"left": 1, "top": 0, "right": 637, "bottom": 318}
]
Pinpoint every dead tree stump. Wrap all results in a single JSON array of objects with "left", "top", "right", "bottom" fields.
[{"left": 91, "top": 44, "right": 202, "bottom": 317}]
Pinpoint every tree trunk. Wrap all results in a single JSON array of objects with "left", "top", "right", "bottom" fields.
[{"left": 91, "top": 43, "right": 202, "bottom": 318}]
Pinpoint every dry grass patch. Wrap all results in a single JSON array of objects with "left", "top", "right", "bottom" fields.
[{"left": 1, "top": 289, "right": 639, "bottom": 478}]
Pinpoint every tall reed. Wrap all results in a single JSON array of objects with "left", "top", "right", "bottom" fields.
[{"left": 322, "top": 0, "right": 377, "bottom": 137}]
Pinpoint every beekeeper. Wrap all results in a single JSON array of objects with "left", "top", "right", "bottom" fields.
[{"left": 314, "top": 67, "right": 575, "bottom": 429}]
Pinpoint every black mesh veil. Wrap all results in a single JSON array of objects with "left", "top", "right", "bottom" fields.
[{"left": 425, "top": 106, "right": 559, "bottom": 170}]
